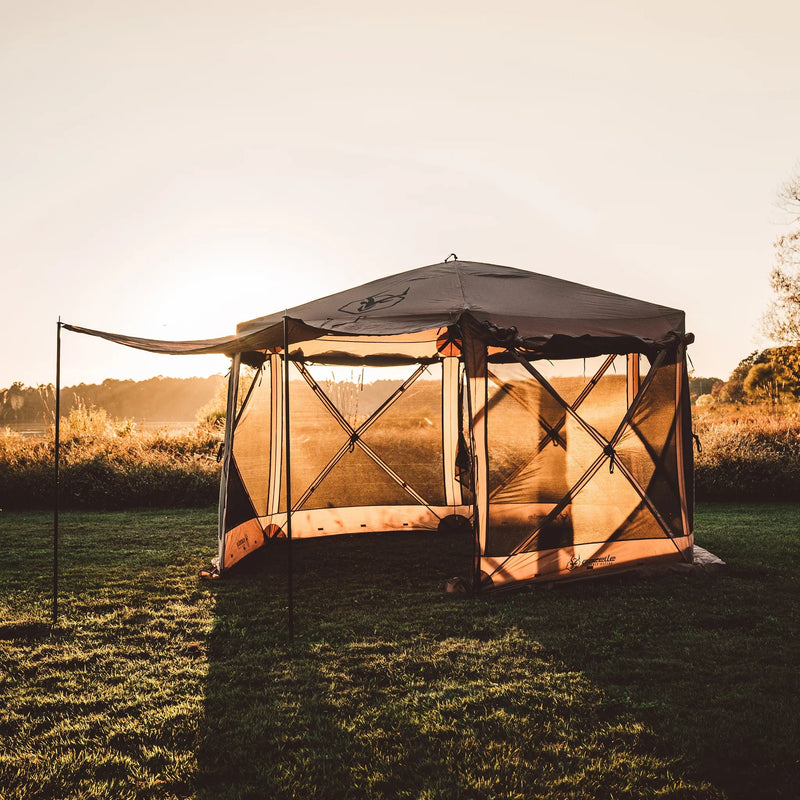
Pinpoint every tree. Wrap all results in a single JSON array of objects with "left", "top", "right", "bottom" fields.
[
  {"left": 689, "top": 376, "right": 723, "bottom": 400},
  {"left": 0, "top": 382, "right": 28, "bottom": 422},
  {"left": 717, "top": 346, "right": 800, "bottom": 404},
  {"left": 716, "top": 351, "right": 757, "bottom": 402},
  {"left": 763, "top": 165, "right": 800, "bottom": 344},
  {"left": 743, "top": 362, "right": 785, "bottom": 402}
]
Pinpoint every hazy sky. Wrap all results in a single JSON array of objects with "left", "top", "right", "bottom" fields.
[{"left": 3, "top": 0, "right": 799, "bottom": 389}]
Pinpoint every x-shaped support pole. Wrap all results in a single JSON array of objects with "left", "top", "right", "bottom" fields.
[
  {"left": 290, "top": 361, "right": 439, "bottom": 514},
  {"left": 487, "top": 354, "right": 617, "bottom": 500},
  {"left": 485, "top": 348, "right": 689, "bottom": 580}
]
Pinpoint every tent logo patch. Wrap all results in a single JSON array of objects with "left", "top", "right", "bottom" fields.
[
  {"left": 566, "top": 554, "right": 582, "bottom": 571},
  {"left": 567, "top": 554, "right": 616, "bottom": 571},
  {"left": 339, "top": 287, "right": 410, "bottom": 315}
]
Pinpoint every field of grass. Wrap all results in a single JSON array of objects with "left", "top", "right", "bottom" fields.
[{"left": 1, "top": 504, "right": 798, "bottom": 799}]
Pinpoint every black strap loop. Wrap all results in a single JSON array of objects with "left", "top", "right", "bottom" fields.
[{"left": 603, "top": 444, "right": 616, "bottom": 473}]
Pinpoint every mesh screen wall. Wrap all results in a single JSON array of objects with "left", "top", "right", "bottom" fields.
[{"left": 219, "top": 336, "right": 693, "bottom": 588}]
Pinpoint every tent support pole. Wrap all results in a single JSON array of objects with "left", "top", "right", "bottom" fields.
[
  {"left": 674, "top": 345, "right": 693, "bottom": 561},
  {"left": 53, "top": 319, "right": 62, "bottom": 628},
  {"left": 477, "top": 355, "right": 488, "bottom": 594},
  {"left": 460, "top": 323, "right": 487, "bottom": 595},
  {"left": 283, "top": 315, "right": 294, "bottom": 642}
]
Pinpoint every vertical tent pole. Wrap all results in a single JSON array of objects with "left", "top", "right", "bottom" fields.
[
  {"left": 478, "top": 353, "right": 489, "bottom": 593},
  {"left": 53, "top": 318, "right": 62, "bottom": 627},
  {"left": 442, "top": 356, "right": 462, "bottom": 508},
  {"left": 460, "top": 321, "right": 487, "bottom": 594},
  {"left": 267, "top": 354, "right": 284, "bottom": 516},
  {"left": 674, "top": 344, "right": 693, "bottom": 561},
  {"left": 283, "top": 315, "right": 294, "bottom": 641},
  {"left": 626, "top": 353, "right": 640, "bottom": 408}
]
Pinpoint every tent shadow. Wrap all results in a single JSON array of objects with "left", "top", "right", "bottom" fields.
[
  {"left": 195, "top": 541, "right": 349, "bottom": 798},
  {"left": 195, "top": 531, "right": 793, "bottom": 800},
  {"left": 0, "top": 620, "right": 52, "bottom": 642},
  {"left": 195, "top": 529, "right": 475, "bottom": 799},
  {"left": 482, "top": 567, "right": 798, "bottom": 800}
]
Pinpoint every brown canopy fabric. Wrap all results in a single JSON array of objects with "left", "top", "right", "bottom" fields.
[
  {"left": 60, "top": 324, "right": 240, "bottom": 355},
  {"left": 64, "top": 260, "right": 689, "bottom": 362},
  {"left": 237, "top": 259, "right": 686, "bottom": 342}
]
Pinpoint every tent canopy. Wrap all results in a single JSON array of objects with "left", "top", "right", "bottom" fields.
[{"left": 65, "top": 260, "right": 689, "bottom": 363}]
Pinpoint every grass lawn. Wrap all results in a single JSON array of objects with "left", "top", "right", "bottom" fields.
[{"left": 0, "top": 505, "right": 798, "bottom": 799}]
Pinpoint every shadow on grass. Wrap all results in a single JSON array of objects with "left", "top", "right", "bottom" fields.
[
  {"left": 0, "top": 621, "right": 52, "bottom": 642},
  {"left": 197, "top": 514, "right": 799, "bottom": 800},
  {"left": 197, "top": 542, "right": 356, "bottom": 797},
  {"left": 504, "top": 571, "right": 799, "bottom": 800},
  {"left": 197, "top": 530, "right": 478, "bottom": 799}
]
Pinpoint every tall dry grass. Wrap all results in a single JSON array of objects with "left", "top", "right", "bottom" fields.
[
  {"left": 2, "top": 397, "right": 800, "bottom": 509},
  {"left": 0, "top": 402, "right": 221, "bottom": 510},
  {"left": 693, "top": 402, "right": 800, "bottom": 501}
]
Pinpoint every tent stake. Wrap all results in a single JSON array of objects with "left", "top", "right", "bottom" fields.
[
  {"left": 53, "top": 318, "right": 62, "bottom": 628},
  {"left": 283, "top": 315, "right": 294, "bottom": 642}
]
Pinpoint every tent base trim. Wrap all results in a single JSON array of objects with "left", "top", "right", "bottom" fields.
[{"left": 481, "top": 535, "right": 693, "bottom": 589}]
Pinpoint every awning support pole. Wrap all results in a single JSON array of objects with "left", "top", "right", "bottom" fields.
[
  {"left": 53, "top": 318, "right": 62, "bottom": 627},
  {"left": 283, "top": 315, "right": 294, "bottom": 642}
]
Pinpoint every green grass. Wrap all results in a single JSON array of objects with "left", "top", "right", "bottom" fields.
[{"left": 1, "top": 506, "right": 798, "bottom": 799}]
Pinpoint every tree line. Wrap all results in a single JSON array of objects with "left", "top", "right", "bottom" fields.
[
  {"left": 0, "top": 375, "right": 225, "bottom": 425},
  {"left": 691, "top": 345, "right": 800, "bottom": 405}
]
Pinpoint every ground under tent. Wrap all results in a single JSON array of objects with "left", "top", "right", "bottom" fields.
[{"left": 63, "top": 258, "right": 697, "bottom": 592}]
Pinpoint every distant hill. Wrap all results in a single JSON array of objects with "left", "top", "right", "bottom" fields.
[{"left": 0, "top": 376, "right": 225, "bottom": 425}]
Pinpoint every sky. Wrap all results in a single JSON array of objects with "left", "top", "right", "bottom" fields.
[{"left": 3, "top": 0, "right": 800, "bottom": 389}]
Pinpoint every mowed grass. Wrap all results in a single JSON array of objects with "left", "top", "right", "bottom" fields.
[{"left": 1, "top": 506, "right": 798, "bottom": 799}]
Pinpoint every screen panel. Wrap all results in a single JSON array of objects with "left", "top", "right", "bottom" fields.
[{"left": 232, "top": 365, "right": 271, "bottom": 517}]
